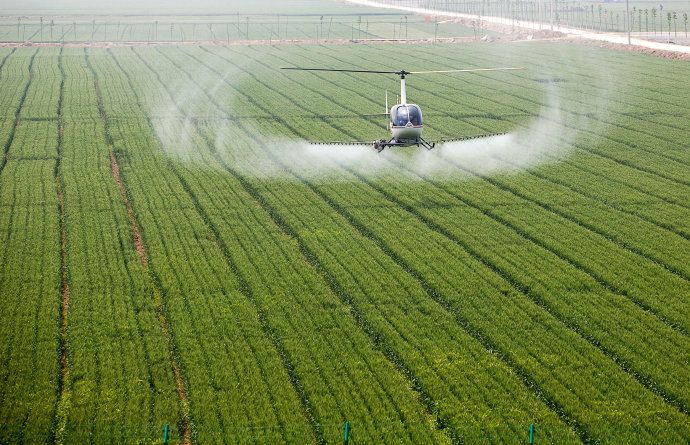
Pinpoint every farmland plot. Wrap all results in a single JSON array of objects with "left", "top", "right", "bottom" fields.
[{"left": 0, "top": 39, "right": 689, "bottom": 444}]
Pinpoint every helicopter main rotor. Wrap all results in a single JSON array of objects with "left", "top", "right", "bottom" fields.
[{"left": 280, "top": 67, "right": 521, "bottom": 79}]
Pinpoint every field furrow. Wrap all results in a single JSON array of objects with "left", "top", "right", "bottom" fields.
[{"left": 0, "top": 48, "right": 37, "bottom": 175}]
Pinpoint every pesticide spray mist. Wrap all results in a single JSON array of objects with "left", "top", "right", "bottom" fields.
[{"left": 148, "top": 43, "right": 619, "bottom": 183}]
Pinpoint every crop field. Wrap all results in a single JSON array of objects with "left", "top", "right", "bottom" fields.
[
  {"left": 0, "top": 13, "right": 689, "bottom": 444},
  {"left": 0, "top": 14, "right": 489, "bottom": 44}
]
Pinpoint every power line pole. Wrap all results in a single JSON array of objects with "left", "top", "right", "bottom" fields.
[{"left": 626, "top": 0, "right": 631, "bottom": 43}]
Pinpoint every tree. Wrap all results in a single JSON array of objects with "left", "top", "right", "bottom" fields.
[
  {"left": 667, "top": 12, "right": 671, "bottom": 38},
  {"left": 631, "top": 6, "right": 636, "bottom": 32},
  {"left": 651, "top": 8, "right": 657, "bottom": 34},
  {"left": 672, "top": 11, "right": 677, "bottom": 36},
  {"left": 598, "top": 4, "right": 602, "bottom": 30},
  {"left": 684, "top": 12, "right": 688, "bottom": 37},
  {"left": 645, "top": 9, "right": 649, "bottom": 33},
  {"left": 604, "top": 9, "right": 608, "bottom": 30},
  {"left": 638, "top": 8, "right": 642, "bottom": 32}
]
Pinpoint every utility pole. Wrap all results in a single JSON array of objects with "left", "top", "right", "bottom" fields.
[{"left": 626, "top": 0, "right": 631, "bottom": 43}]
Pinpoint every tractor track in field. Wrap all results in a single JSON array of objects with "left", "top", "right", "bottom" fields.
[
  {"left": 85, "top": 48, "right": 192, "bottom": 445},
  {"left": 54, "top": 46, "right": 73, "bottom": 444},
  {"left": 0, "top": 48, "right": 36, "bottom": 175}
]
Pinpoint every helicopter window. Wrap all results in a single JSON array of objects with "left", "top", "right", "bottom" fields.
[
  {"left": 392, "top": 106, "right": 408, "bottom": 126},
  {"left": 408, "top": 105, "right": 422, "bottom": 126},
  {"left": 392, "top": 105, "right": 422, "bottom": 126}
]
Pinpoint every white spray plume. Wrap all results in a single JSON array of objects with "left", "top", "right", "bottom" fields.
[
  {"left": 221, "top": 84, "right": 572, "bottom": 181},
  {"left": 147, "top": 45, "right": 618, "bottom": 182}
]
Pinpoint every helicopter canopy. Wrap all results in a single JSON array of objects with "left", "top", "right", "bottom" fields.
[{"left": 391, "top": 104, "right": 422, "bottom": 127}]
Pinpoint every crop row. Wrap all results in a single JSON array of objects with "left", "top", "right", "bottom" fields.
[
  {"left": 1, "top": 41, "right": 688, "bottom": 443},
  {"left": 0, "top": 47, "right": 61, "bottom": 443}
]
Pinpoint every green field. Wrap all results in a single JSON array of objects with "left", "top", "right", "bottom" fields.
[
  {"left": 0, "top": 13, "right": 690, "bottom": 444},
  {"left": 0, "top": 15, "right": 490, "bottom": 44},
  {"left": 0, "top": 0, "right": 490, "bottom": 43}
]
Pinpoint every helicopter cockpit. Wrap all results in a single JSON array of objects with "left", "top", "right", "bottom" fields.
[{"left": 391, "top": 104, "right": 423, "bottom": 127}]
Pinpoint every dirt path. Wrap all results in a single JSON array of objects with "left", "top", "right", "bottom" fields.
[
  {"left": 0, "top": 36, "right": 480, "bottom": 47},
  {"left": 4, "top": 31, "right": 689, "bottom": 60}
]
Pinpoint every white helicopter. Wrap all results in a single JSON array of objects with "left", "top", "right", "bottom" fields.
[{"left": 281, "top": 66, "right": 522, "bottom": 152}]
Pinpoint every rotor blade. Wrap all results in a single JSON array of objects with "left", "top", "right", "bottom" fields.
[
  {"left": 281, "top": 67, "right": 399, "bottom": 74},
  {"left": 281, "top": 67, "right": 523, "bottom": 75},
  {"left": 409, "top": 67, "right": 522, "bottom": 74}
]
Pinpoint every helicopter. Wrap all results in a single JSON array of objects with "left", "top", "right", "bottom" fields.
[{"left": 281, "top": 66, "right": 522, "bottom": 152}]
